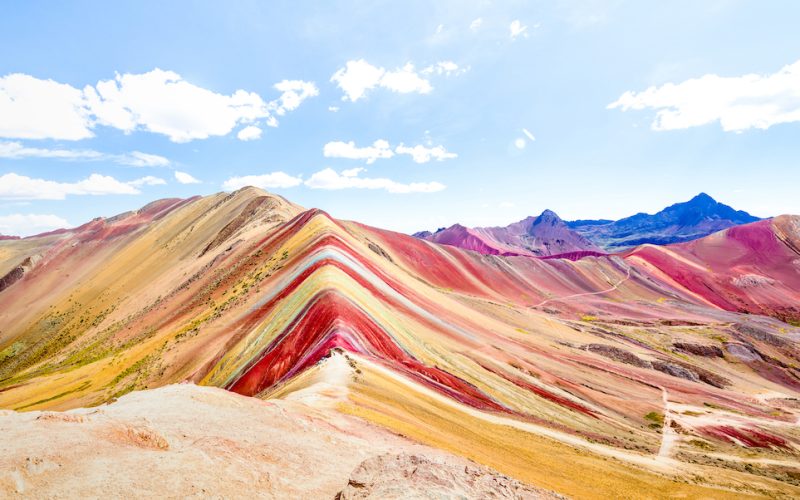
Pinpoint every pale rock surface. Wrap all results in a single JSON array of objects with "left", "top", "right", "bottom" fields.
[{"left": 0, "top": 384, "right": 558, "bottom": 499}]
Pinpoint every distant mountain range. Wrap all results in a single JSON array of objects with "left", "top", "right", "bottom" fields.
[
  {"left": 415, "top": 193, "right": 762, "bottom": 255},
  {"left": 568, "top": 193, "right": 762, "bottom": 250},
  {"left": 414, "top": 209, "right": 603, "bottom": 257}
]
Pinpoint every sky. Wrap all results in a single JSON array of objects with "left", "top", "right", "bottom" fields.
[{"left": 2, "top": 0, "right": 800, "bottom": 236}]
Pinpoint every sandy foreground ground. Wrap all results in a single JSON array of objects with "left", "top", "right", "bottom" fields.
[{"left": 0, "top": 383, "right": 559, "bottom": 499}]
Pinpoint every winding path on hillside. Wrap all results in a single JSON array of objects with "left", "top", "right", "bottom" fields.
[
  {"left": 657, "top": 387, "right": 677, "bottom": 461},
  {"left": 532, "top": 265, "right": 632, "bottom": 309}
]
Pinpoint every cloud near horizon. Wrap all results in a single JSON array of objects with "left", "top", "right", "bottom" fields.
[
  {"left": 221, "top": 172, "right": 304, "bottom": 190},
  {"left": 0, "top": 172, "right": 164, "bottom": 200},
  {"left": 304, "top": 168, "right": 445, "bottom": 193},
  {"left": 608, "top": 59, "right": 800, "bottom": 132},
  {"left": 0, "top": 141, "right": 170, "bottom": 167},
  {"left": 221, "top": 167, "right": 446, "bottom": 194},
  {"left": 0, "top": 213, "right": 71, "bottom": 237}
]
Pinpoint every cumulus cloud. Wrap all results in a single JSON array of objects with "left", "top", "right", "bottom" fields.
[
  {"left": 0, "top": 69, "right": 317, "bottom": 142},
  {"left": 85, "top": 69, "right": 271, "bottom": 142},
  {"left": 394, "top": 143, "right": 457, "bottom": 163},
  {"left": 510, "top": 20, "right": 529, "bottom": 39},
  {"left": 0, "top": 172, "right": 158, "bottom": 200},
  {"left": 0, "top": 74, "right": 92, "bottom": 140},
  {"left": 331, "top": 59, "right": 438, "bottom": 102},
  {"left": 221, "top": 172, "right": 303, "bottom": 191},
  {"left": 379, "top": 64, "right": 433, "bottom": 95},
  {"left": 237, "top": 125, "right": 262, "bottom": 141},
  {"left": 323, "top": 139, "right": 394, "bottom": 164},
  {"left": 174, "top": 171, "right": 201, "bottom": 184},
  {"left": 270, "top": 80, "right": 319, "bottom": 116},
  {"left": 0, "top": 213, "right": 71, "bottom": 237},
  {"left": 0, "top": 141, "right": 170, "bottom": 167},
  {"left": 469, "top": 18, "right": 483, "bottom": 31},
  {"left": 305, "top": 168, "right": 445, "bottom": 193},
  {"left": 608, "top": 60, "right": 800, "bottom": 132}
]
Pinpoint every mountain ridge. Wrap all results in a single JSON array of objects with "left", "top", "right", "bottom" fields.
[{"left": 1, "top": 187, "right": 799, "bottom": 497}]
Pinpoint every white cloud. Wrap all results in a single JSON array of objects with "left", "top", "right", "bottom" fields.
[
  {"left": 469, "top": 18, "right": 483, "bottom": 31},
  {"left": 86, "top": 69, "right": 269, "bottom": 142},
  {"left": 328, "top": 105, "right": 340, "bottom": 112},
  {"left": 174, "top": 171, "right": 201, "bottom": 184},
  {"left": 0, "top": 141, "right": 102, "bottom": 161},
  {"left": 522, "top": 128, "right": 536, "bottom": 141},
  {"left": 421, "top": 61, "right": 467, "bottom": 77},
  {"left": 0, "top": 74, "right": 92, "bottom": 140},
  {"left": 270, "top": 80, "right": 319, "bottom": 116},
  {"left": 222, "top": 172, "right": 303, "bottom": 191},
  {"left": 128, "top": 175, "right": 167, "bottom": 187},
  {"left": 510, "top": 20, "right": 529, "bottom": 39},
  {"left": 0, "top": 141, "right": 170, "bottom": 167},
  {"left": 0, "top": 172, "right": 148, "bottom": 200},
  {"left": 305, "top": 168, "right": 445, "bottom": 194},
  {"left": 608, "top": 60, "right": 800, "bottom": 132},
  {"left": 0, "top": 214, "right": 71, "bottom": 237},
  {"left": 330, "top": 60, "right": 385, "bottom": 102},
  {"left": 514, "top": 138, "right": 526, "bottom": 149},
  {"left": 379, "top": 63, "right": 433, "bottom": 95},
  {"left": 330, "top": 59, "right": 434, "bottom": 102},
  {"left": 395, "top": 143, "right": 457, "bottom": 163},
  {"left": 0, "top": 69, "right": 317, "bottom": 142},
  {"left": 323, "top": 139, "right": 394, "bottom": 164},
  {"left": 237, "top": 125, "right": 262, "bottom": 141},
  {"left": 324, "top": 139, "right": 457, "bottom": 164}
]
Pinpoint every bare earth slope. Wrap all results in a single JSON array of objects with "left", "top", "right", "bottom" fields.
[
  {"left": 1, "top": 188, "right": 799, "bottom": 498},
  {"left": 1, "top": 383, "right": 559, "bottom": 498}
]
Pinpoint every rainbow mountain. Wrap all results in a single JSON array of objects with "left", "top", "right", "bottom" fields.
[{"left": 1, "top": 187, "right": 799, "bottom": 498}]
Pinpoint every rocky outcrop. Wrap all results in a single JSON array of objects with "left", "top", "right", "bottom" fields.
[
  {"left": 672, "top": 343, "right": 724, "bottom": 358},
  {"left": 583, "top": 344, "right": 652, "bottom": 368},
  {"left": 0, "top": 254, "right": 41, "bottom": 293},
  {"left": 336, "top": 453, "right": 562, "bottom": 500},
  {"left": 725, "top": 342, "right": 764, "bottom": 362},
  {"left": 652, "top": 360, "right": 729, "bottom": 388},
  {"left": 733, "top": 322, "right": 791, "bottom": 348}
]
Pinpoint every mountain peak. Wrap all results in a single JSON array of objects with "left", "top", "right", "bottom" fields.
[
  {"left": 688, "top": 192, "right": 716, "bottom": 204},
  {"left": 534, "top": 209, "right": 562, "bottom": 226},
  {"left": 538, "top": 209, "right": 560, "bottom": 219}
]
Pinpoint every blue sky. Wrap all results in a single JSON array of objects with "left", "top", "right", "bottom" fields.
[{"left": 2, "top": 1, "right": 800, "bottom": 236}]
